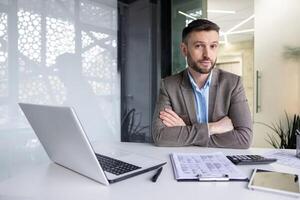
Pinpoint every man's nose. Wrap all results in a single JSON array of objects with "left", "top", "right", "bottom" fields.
[
  {"left": 202, "top": 47, "right": 210, "bottom": 59},
  {"left": 203, "top": 46, "right": 209, "bottom": 57}
]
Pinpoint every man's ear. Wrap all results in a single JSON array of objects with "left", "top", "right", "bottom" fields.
[{"left": 180, "top": 42, "right": 188, "bottom": 57}]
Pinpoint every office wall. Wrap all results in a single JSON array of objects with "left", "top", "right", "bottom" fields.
[
  {"left": 0, "top": 0, "right": 119, "bottom": 172},
  {"left": 253, "top": 0, "right": 300, "bottom": 147}
]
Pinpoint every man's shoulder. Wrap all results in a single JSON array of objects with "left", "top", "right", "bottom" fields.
[
  {"left": 161, "top": 68, "right": 242, "bottom": 88},
  {"left": 215, "top": 68, "right": 241, "bottom": 85},
  {"left": 216, "top": 68, "right": 240, "bottom": 79},
  {"left": 162, "top": 69, "right": 186, "bottom": 85}
]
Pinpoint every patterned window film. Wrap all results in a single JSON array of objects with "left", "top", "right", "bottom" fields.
[{"left": 0, "top": 0, "right": 119, "bottom": 142}]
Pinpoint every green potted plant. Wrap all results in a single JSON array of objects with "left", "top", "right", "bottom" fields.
[{"left": 258, "top": 112, "right": 300, "bottom": 149}]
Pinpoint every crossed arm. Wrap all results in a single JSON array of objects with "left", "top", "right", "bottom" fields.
[
  {"left": 160, "top": 108, "right": 234, "bottom": 135},
  {"left": 152, "top": 77, "right": 253, "bottom": 149}
]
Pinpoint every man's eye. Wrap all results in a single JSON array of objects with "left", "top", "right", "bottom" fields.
[
  {"left": 211, "top": 44, "right": 218, "bottom": 49},
  {"left": 195, "top": 44, "right": 204, "bottom": 48}
]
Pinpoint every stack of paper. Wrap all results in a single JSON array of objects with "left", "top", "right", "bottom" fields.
[
  {"left": 264, "top": 151, "right": 300, "bottom": 169},
  {"left": 170, "top": 152, "right": 248, "bottom": 181}
]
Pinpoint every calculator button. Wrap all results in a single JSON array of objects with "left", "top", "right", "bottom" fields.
[{"left": 226, "top": 155, "right": 277, "bottom": 165}]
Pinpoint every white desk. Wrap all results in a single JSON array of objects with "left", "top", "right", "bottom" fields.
[{"left": 0, "top": 142, "right": 299, "bottom": 200}]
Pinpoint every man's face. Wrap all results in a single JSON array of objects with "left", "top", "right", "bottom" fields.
[{"left": 181, "top": 30, "right": 219, "bottom": 74}]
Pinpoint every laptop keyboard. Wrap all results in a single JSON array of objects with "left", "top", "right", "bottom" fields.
[{"left": 95, "top": 153, "right": 141, "bottom": 175}]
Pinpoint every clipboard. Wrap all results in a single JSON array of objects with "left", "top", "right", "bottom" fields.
[
  {"left": 175, "top": 174, "right": 230, "bottom": 182},
  {"left": 170, "top": 152, "right": 248, "bottom": 182}
]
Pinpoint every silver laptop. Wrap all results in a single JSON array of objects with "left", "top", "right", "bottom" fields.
[{"left": 19, "top": 103, "right": 166, "bottom": 185}]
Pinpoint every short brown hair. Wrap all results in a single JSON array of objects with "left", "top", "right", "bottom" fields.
[{"left": 182, "top": 19, "right": 220, "bottom": 43}]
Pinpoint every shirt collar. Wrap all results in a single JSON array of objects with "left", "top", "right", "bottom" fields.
[{"left": 188, "top": 69, "right": 213, "bottom": 91}]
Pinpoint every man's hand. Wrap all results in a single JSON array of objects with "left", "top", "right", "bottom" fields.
[
  {"left": 159, "top": 108, "right": 186, "bottom": 127},
  {"left": 208, "top": 116, "right": 234, "bottom": 135}
]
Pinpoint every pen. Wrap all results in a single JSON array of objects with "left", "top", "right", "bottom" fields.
[
  {"left": 197, "top": 174, "right": 229, "bottom": 181},
  {"left": 151, "top": 167, "right": 163, "bottom": 182}
]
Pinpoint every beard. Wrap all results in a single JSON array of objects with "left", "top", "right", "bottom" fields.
[{"left": 187, "top": 52, "right": 216, "bottom": 74}]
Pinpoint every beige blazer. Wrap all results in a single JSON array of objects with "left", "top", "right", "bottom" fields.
[{"left": 152, "top": 68, "right": 253, "bottom": 149}]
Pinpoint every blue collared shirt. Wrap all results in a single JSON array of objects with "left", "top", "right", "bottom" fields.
[{"left": 188, "top": 71, "right": 213, "bottom": 123}]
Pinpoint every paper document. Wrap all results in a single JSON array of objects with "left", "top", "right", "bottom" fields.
[
  {"left": 264, "top": 151, "right": 300, "bottom": 169},
  {"left": 170, "top": 152, "right": 248, "bottom": 181}
]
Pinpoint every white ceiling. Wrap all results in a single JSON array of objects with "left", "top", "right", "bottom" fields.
[{"left": 207, "top": 0, "right": 254, "bottom": 43}]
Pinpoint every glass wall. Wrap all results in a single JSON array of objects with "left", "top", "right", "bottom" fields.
[
  {"left": 207, "top": 0, "right": 299, "bottom": 147},
  {"left": 253, "top": 0, "right": 300, "bottom": 147},
  {"left": 207, "top": 0, "right": 254, "bottom": 117},
  {"left": 171, "top": 0, "right": 206, "bottom": 74},
  {"left": 0, "top": 0, "right": 119, "bottom": 179},
  {"left": 119, "top": 0, "right": 158, "bottom": 143}
]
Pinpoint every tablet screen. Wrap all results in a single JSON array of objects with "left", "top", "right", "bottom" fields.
[{"left": 249, "top": 169, "right": 300, "bottom": 196}]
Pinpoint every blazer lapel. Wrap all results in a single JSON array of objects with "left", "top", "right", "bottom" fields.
[
  {"left": 180, "top": 69, "right": 219, "bottom": 124},
  {"left": 208, "top": 69, "right": 219, "bottom": 122},
  {"left": 180, "top": 70, "right": 197, "bottom": 124}
]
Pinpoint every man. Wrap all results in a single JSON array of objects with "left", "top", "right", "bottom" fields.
[{"left": 152, "top": 19, "right": 252, "bottom": 149}]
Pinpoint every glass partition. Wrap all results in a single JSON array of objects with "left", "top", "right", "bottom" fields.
[
  {"left": 253, "top": 0, "right": 300, "bottom": 147},
  {"left": 171, "top": 0, "right": 206, "bottom": 74},
  {"left": 0, "top": 0, "right": 119, "bottom": 180}
]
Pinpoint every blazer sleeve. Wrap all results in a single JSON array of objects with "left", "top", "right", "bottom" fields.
[
  {"left": 152, "top": 76, "right": 253, "bottom": 149},
  {"left": 151, "top": 80, "right": 210, "bottom": 147},
  {"left": 208, "top": 77, "right": 253, "bottom": 149}
]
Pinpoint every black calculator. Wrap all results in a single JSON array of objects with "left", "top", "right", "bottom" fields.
[{"left": 226, "top": 155, "right": 277, "bottom": 165}]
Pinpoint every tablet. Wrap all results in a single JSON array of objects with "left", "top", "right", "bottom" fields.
[{"left": 248, "top": 168, "right": 300, "bottom": 197}]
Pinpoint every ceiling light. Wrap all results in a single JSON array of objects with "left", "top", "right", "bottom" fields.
[
  {"left": 178, "top": 11, "right": 197, "bottom": 20},
  {"left": 226, "top": 14, "right": 255, "bottom": 33},
  {"left": 208, "top": 9, "right": 236, "bottom": 14},
  {"left": 226, "top": 29, "right": 254, "bottom": 35},
  {"left": 223, "top": 34, "right": 228, "bottom": 45}
]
